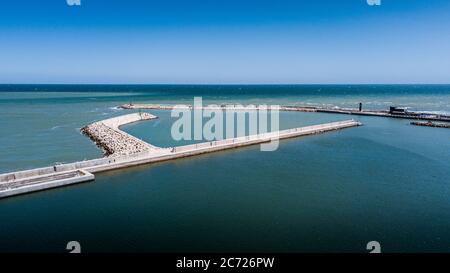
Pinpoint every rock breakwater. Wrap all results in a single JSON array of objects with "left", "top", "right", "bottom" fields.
[{"left": 81, "top": 112, "right": 159, "bottom": 157}]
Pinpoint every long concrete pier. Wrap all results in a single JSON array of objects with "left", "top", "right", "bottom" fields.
[
  {"left": 0, "top": 170, "right": 94, "bottom": 199},
  {"left": 120, "top": 103, "right": 450, "bottom": 122},
  {"left": 0, "top": 113, "right": 361, "bottom": 199}
]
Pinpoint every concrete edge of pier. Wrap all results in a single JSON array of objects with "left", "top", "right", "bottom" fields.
[
  {"left": 82, "top": 119, "right": 362, "bottom": 174},
  {"left": 81, "top": 112, "right": 161, "bottom": 157}
]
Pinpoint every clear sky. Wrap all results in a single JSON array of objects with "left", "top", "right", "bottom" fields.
[{"left": 1, "top": 0, "right": 450, "bottom": 84}]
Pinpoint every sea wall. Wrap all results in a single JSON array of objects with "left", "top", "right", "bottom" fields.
[
  {"left": 0, "top": 113, "right": 157, "bottom": 184},
  {"left": 100, "top": 112, "right": 156, "bottom": 129},
  {"left": 121, "top": 103, "right": 450, "bottom": 122},
  {"left": 82, "top": 120, "right": 361, "bottom": 174},
  {"left": 0, "top": 114, "right": 361, "bottom": 199},
  {"left": 0, "top": 158, "right": 109, "bottom": 183}
]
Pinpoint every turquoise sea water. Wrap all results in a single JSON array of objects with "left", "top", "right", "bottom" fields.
[{"left": 0, "top": 85, "right": 449, "bottom": 252}]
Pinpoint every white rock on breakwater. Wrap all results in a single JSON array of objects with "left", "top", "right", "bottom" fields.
[{"left": 81, "top": 112, "right": 159, "bottom": 157}]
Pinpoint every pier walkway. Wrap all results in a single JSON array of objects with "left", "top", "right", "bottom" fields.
[{"left": 0, "top": 113, "right": 361, "bottom": 199}]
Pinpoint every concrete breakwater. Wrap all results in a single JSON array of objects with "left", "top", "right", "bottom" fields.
[
  {"left": 120, "top": 103, "right": 304, "bottom": 111},
  {"left": 0, "top": 112, "right": 361, "bottom": 199},
  {"left": 0, "top": 170, "right": 94, "bottom": 199},
  {"left": 120, "top": 103, "right": 450, "bottom": 122},
  {"left": 81, "top": 112, "right": 160, "bottom": 157},
  {"left": 83, "top": 119, "right": 361, "bottom": 173}
]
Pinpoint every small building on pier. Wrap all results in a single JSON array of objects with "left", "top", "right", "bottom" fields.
[{"left": 389, "top": 106, "right": 408, "bottom": 115}]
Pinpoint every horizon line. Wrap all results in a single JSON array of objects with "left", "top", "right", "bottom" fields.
[{"left": 1, "top": 83, "right": 450, "bottom": 86}]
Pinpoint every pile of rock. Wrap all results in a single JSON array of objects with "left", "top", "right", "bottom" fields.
[{"left": 81, "top": 113, "right": 158, "bottom": 157}]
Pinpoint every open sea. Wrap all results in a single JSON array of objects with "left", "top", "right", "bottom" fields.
[{"left": 0, "top": 84, "right": 449, "bottom": 252}]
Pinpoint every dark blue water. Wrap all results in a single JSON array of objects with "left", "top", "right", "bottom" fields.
[{"left": 0, "top": 85, "right": 449, "bottom": 252}]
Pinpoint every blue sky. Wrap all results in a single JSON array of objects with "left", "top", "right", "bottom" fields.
[{"left": 1, "top": 0, "right": 450, "bottom": 84}]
